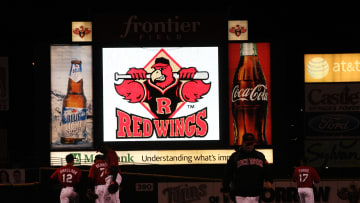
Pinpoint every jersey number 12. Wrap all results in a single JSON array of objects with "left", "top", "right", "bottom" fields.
[{"left": 62, "top": 173, "right": 73, "bottom": 183}]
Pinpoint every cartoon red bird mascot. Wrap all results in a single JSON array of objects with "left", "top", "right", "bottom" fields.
[
  {"left": 115, "top": 57, "right": 210, "bottom": 119},
  {"left": 73, "top": 25, "right": 91, "bottom": 38}
]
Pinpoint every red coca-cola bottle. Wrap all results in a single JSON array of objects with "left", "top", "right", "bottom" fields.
[{"left": 232, "top": 43, "right": 268, "bottom": 145}]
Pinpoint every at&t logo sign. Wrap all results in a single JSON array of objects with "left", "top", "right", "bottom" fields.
[
  {"left": 307, "top": 57, "right": 329, "bottom": 79},
  {"left": 305, "top": 54, "right": 360, "bottom": 82}
]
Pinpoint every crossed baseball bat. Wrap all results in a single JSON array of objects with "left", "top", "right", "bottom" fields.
[{"left": 114, "top": 71, "right": 209, "bottom": 81}]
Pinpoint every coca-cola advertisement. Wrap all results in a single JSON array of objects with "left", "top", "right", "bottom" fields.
[{"left": 228, "top": 43, "right": 272, "bottom": 146}]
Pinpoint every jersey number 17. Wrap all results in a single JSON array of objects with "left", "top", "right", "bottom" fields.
[{"left": 299, "top": 173, "right": 309, "bottom": 183}]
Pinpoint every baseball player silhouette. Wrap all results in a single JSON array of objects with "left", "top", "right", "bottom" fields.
[
  {"left": 50, "top": 154, "right": 82, "bottom": 203},
  {"left": 292, "top": 158, "right": 320, "bottom": 203}
]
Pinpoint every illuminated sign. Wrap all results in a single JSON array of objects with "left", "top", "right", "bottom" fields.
[
  {"left": 50, "top": 45, "right": 93, "bottom": 149},
  {"left": 228, "top": 43, "right": 272, "bottom": 145},
  {"left": 102, "top": 47, "right": 219, "bottom": 142},
  {"left": 50, "top": 149, "right": 273, "bottom": 166},
  {"left": 305, "top": 53, "right": 360, "bottom": 82},
  {"left": 72, "top": 21, "right": 92, "bottom": 42},
  {"left": 94, "top": 15, "right": 225, "bottom": 42},
  {"left": 228, "top": 20, "right": 248, "bottom": 41}
]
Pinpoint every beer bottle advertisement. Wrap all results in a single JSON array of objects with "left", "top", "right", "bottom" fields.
[
  {"left": 50, "top": 45, "right": 93, "bottom": 149},
  {"left": 229, "top": 43, "right": 272, "bottom": 146}
]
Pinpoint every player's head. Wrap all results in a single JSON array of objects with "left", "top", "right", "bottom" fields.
[
  {"left": 242, "top": 133, "right": 256, "bottom": 152},
  {"left": 298, "top": 157, "right": 307, "bottom": 166},
  {"left": 94, "top": 154, "right": 104, "bottom": 163},
  {"left": 96, "top": 144, "right": 110, "bottom": 154},
  {"left": 66, "top": 154, "right": 75, "bottom": 164}
]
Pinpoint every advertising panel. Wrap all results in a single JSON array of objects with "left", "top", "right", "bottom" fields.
[
  {"left": 305, "top": 83, "right": 360, "bottom": 112},
  {"left": 264, "top": 179, "right": 360, "bottom": 203},
  {"left": 305, "top": 53, "right": 360, "bottom": 83},
  {"left": 94, "top": 15, "right": 225, "bottom": 42},
  {"left": 305, "top": 112, "right": 360, "bottom": 137},
  {"left": 157, "top": 180, "right": 360, "bottom": 203},
  {"left": 158, "top": 180, "right": 360, "bottom": 203},
  {"left": 50, "top": 45, "right": 93, "bottom": 149},
  {"left": 158, "top": 182, "right": 223, "bottom": 203},
  {"left": 102, "top": 47, "right": 219, "bottom": 142},
  {"left": 228, "top": 20, "right": 248, "bottom": 41},
  {"left": 72, "top": 21, "right": 92, "bottom": 42},
  {"left": 228, "top": 43, "right": 272, "bottom": 146},
  {"left": 50, "top": 149, "right": 273, "bottom": 166},
  {"left": 93, "top": 179, "right": 360, "bottom": 203},
  {"left": 304, "top": 138, "right": 360, "bottom": 167}
]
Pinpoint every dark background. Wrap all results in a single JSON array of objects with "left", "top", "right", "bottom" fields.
[{"left": 1, "top": 4, "right": 360, "bottom": 180}]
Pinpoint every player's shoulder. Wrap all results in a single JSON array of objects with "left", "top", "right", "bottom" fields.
[
  {"left": 230, "top": 149, "right": 243, "bottom": 157},
  {"left": 227, "top": 150, "right": 241, "bottom": 161},
  {"left": 304, "top": 165, "right": 315, "bottom": 170},
  {"left": 253, "top": 149, "right": 266, "bottom": 159},
  {"left": 309, "top": 166, "right": 318, "bottom": 172},
  {"left": 69, "top": 164, "right": 81, "bottom": 172},
  {"left": 294, "top": 165, "right": 314, "bottom": 171}
]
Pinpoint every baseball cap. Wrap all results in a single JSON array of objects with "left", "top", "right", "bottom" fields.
[
  {"left": 242, "top": 133, "right": 256, "bottom": 145},
  {"left": 152, "top": 57, "right": 170, "bottom": 67},
  {"left": 94, "top": 154, "right": 104, "bottom": 162}
]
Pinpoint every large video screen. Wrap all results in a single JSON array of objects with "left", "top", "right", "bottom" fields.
[{"left": 102, "top": 47, "right": 220, "bottom": 142}]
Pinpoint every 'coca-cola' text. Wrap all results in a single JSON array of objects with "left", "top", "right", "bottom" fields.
[{"left": 232, "top": 84, "right": 268, "bottom": 102}]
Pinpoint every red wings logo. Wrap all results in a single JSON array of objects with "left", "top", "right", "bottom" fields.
[
  {"left": 115, "top": 49, "right": 210, "bottom": 119},
  {"left": 73, "top": 26, "right": 91, "bottom": 38},
  {"left": 113, "top": 49, "right": 211, "bottom": 139},
  {"left": 229, "top": 25, "right": 247, "bottom": 37}
]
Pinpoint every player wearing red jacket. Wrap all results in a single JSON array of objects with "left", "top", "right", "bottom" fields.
[
  {"left": 88, "top": 154, "right": 109, "bottom": 203},
  {"left": 292, "top": 158, "right": 320, "bottom": 203},
  {"left": 50, "top": 154, "right": 82, "bottom": 203},
  {"left": 97, "top": 144, "right": 122, "bottom": 203}
]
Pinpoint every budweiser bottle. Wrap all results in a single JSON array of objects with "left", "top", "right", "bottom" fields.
[
  {"left": 232, "top": 43, "right": 268, "bottom": 145},
  {"left": 60, "top": 59, "right": 87, "bottom": 144}
]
